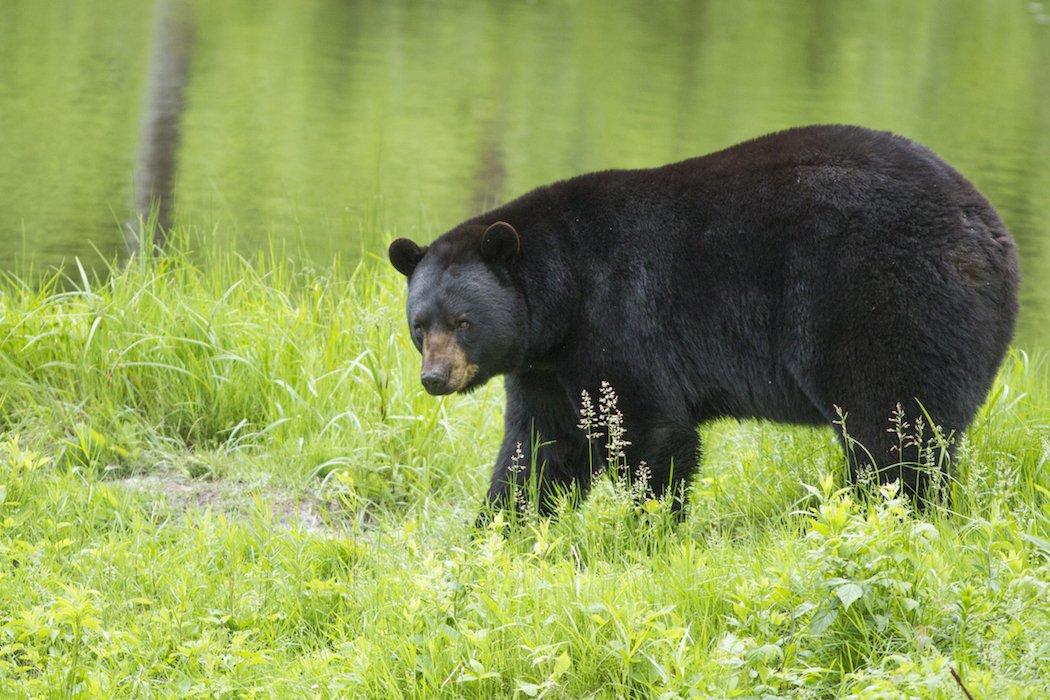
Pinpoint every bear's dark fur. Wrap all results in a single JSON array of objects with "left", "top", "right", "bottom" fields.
[{"left": 389, "top": 125, "right": 1019, "bottom": 516}]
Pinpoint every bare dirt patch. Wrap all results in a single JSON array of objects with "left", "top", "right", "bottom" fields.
[{"left": 114, "top": 471, "right": 350, "bottom": 535}]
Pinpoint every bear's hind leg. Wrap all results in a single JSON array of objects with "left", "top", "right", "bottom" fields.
[
  {"left": 789, "top": 360, "right": 965, "bottom": 508},
  {"left": 832, "top": 401, "right": 959, "bottom": 508}
]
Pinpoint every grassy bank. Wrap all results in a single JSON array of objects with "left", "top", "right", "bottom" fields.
[{"left": 0, "top": 248, "right": 1047, "bottom": 697}]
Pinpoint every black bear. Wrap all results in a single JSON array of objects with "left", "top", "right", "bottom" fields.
[{"left": 389, "top": 125, "right": 1019, "bottom": 517}]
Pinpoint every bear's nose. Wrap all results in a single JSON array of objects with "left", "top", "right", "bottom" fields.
[{"left": 421, "top": 368, "right": 450, "bottom": 395}]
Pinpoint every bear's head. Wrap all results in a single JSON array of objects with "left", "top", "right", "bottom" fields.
[{"left": 388, "top": 221, "right": 526, "bottom": 395}]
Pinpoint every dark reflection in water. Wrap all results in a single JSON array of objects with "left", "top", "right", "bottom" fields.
[
  {"left": 131, "top": 0, "right": 194, "bottom": 249},
  {"left": 0, "top": 0, "right": 1047, "bottom": 347}
]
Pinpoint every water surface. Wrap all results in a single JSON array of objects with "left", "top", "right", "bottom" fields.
[{"left": 1, "top": 0, "right": 1047, "bottom": 345}]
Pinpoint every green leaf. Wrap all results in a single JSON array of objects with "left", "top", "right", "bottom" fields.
[
  {"left": 1022, "top": 533, "right": 1050, "bottom": 559},
  {"left": 809, "top": 608, "right": 838, "bottom": 635},
  {"left": 835, "top": 583, "right": 864, "bottom": 610},
  {"left": 552, "top": 651, "right": 571, "bottom": 679},
  {"left": 516, "top": 681, "right": 542, "bottom": 697}
]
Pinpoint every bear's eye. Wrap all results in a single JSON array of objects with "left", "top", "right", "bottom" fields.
[
  {"left": 456, "top": 318, "right": 471, "bottom": 331},
  {"left": 412, "top": 322, "right": 424, "bottom": 336}
]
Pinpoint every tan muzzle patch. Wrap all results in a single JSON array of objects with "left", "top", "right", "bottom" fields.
[{"left": 422, "top": 331, "right": 478, "bottom": 392}]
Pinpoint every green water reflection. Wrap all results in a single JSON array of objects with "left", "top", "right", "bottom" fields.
[{"left": 0, "top": 0, "right": 1047, "bottom": 345}]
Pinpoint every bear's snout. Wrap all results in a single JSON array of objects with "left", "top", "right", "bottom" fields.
[
  {"left": 421, "top": 367, "right": 451, "bottom": 395},
  {"left": 421, "top": 331, "right": 478, "bottom": 395}
]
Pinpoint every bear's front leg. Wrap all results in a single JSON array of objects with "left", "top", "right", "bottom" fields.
[
  {"left": 623, "top": 421, "right": 702, "bottom": 518},
  {"left": 476, "top": 373, "right": 592, "bottom": 526}
]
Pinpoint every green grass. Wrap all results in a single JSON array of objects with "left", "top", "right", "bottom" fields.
[{"left": 0, "top": 245, "right": 1047, "bottom": 697}]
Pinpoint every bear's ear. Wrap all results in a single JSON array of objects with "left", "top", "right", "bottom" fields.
[
  {"left": 480, "top": 221, "right": 520, "bottom": 264},
  {"left": 388, "top": 238, "right": 427, "bottom": 277}
]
